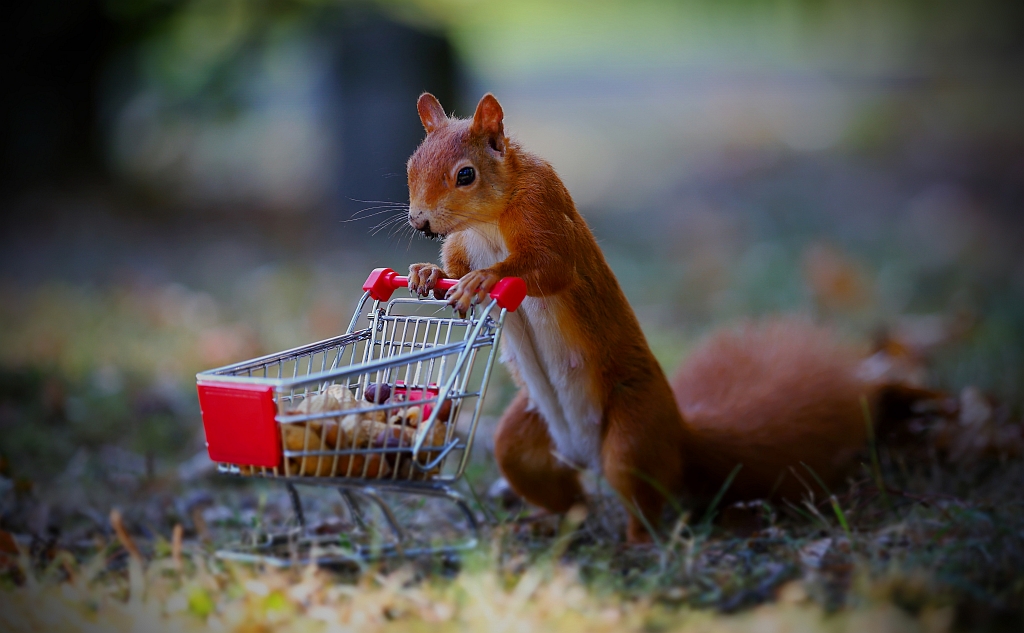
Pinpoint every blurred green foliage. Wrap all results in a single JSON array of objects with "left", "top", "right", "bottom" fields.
[{"left": 100, "top": 0, "right": 1024, "bottom": 100}]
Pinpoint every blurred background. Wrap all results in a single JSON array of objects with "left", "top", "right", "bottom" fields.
[{"left": 1, "top": 0, "right": 1022, "bottom": 493}]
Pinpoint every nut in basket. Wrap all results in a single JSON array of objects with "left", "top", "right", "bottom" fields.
[{"left": 275, "top": 382, "right": 453, "bottom": 481}]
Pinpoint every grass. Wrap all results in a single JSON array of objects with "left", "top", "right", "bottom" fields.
[
  {"left": 699, "top": 464, "right": 743, "bottom": 527},
  {"left": 0, "top": 506, "right": 980, "bottom": 633},
  {"left": 5, "top": 458, "right": 1019, "bottom": 632},
  {"left": 1, "top": 198, "right": 1023, "bottom": 630},
  {"left": 861, "top": 396, "right": 893, "bottom": 512}
]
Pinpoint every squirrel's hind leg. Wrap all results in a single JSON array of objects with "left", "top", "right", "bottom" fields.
[
  {"left": 600, "top": 383, "right": 686, "bottom": 544},
  {"left": 493, "top": 391, "right": 585, "bottom": 513}
]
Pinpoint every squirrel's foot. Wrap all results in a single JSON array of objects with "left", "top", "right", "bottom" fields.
[
  {"left": 408, "top": 263, "right": 446, "bottom": 298},
  {"left": 446, "top": 268, "right": 499, "bottom": 315}
]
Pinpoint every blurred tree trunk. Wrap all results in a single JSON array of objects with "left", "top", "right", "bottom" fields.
[
  {"left": 332, "top": 9, "right": 459, "bottom": 217},
  {"left": 0, "top": 0, "right": 117, "bottom": 191}
]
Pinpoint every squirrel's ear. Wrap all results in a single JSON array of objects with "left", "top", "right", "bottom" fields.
[
  {"left": 417, "top": 93, "right": 447, "bottom": 134},
  {"left": 471, "top": 93, "right": 505, "bottom": 154}
]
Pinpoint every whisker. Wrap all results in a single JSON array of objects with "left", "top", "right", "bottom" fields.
[
  {"left": 385, "top": 219, "right": 411, "bottom": 239},
  {"left": 370, "top": 215, "right": 407, "bottom": 236},
  {"left": 349, "top": 202, "right": 409, "bottom": 214},
  {"left": 346, "top": 197, "right": 408, "bottom": 205},
  {"left": 352, "top": 203, "right": 409, "bottom": 214},
  {"left": 385, "top": 221, "right": 414, "bottom": 247},
  {"left": 344, "top": 208, "right": 409, "bottom": 223},
  {"left": 370, "top": 213, "right": 404, "bottom": 230},
  {"left": 352, "top": 202, "right": 408, "bottom": 211},
  {"left": 369, "top": 211, "right": 405, "bottom": 227}
]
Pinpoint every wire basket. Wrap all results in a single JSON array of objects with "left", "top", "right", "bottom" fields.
[{"left": 195, "top": 267, "right": 526, "bottom": 564}]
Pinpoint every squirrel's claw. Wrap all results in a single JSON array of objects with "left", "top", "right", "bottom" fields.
[
  {"left": 446, "top": 268, "right": 499, "bottom": 316},
  {"left": 408, "top": 262, "right": 445, "bottom": 298}
]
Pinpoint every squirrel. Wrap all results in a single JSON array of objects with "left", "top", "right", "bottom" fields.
[{"left": 404, "top": 92, "right": 928, "bottom": 543}]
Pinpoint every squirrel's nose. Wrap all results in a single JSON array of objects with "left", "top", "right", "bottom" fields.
[{"left": 408, "top": 209, "right": 427, "bottom": 230}]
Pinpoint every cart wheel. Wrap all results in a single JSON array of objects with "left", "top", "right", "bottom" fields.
[{"left": 439, "top": 552, "right": 462, "bottom": 577}]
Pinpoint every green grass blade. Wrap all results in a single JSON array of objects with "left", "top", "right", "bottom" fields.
[
  {"left": 829, "top": 497, "right": 852, "bottom": 541},
  {"left": 630, "top": 468, "right": 685, "bottom": 516},
  {"left": 801, "top": 462, "right": 853, "bottom": 541},
  {"left": 782, "top": 499, "right": 818, "bottom": 524},
  {"left": 861, "top": 394, "right": 893, "bottom": 510},
  {"left": 799, "top": 461, "right": 831, "bottom": 495},
  {"left": 462, "top": 471, "right": 499, "bottom": 524},
  {"left": 607, "top": 486, "right": 664, "bottom": 550},
  {"left": 699, "top": 464, "right": 742, "bottom": 526}
]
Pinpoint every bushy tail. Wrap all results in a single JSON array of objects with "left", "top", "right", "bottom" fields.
[{"left": 670, "top": 318, "right": 927, "bottom": 503}]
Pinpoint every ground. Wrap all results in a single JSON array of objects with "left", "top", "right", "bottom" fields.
[{"left": 1, "top": 154, "right": 1022, "bottom": 631}]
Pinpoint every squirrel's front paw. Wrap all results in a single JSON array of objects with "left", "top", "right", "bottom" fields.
[
  {"left": 446, "top": 269, "right": 500, "bottom": 316},
  {"left": 408, "top": 263, "right": 446, "bottom": 298}
]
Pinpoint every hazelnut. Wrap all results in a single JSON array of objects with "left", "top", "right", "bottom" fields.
[
  {"left": 341, "top": 416, "right": 387, "bottom": 447},
  {"left": 281, "top": 424, "right": 332, "bottom": 476},
  {"left": 436, "top": 399, "right": 453, "bottom": 422},
  {"left": 326, "top": 384, "right": 359, "bottom": 409},
  {"left": 293, "top": 391, "right": 343, "bottom": 434},
  {"left": 405, "top": 405, "right": 422, "bottom": 426}
]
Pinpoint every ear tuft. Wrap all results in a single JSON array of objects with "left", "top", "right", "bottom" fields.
[
  {"left": 417, "top": 93, "right": 447, "bottom": 134},
  {"left": 470, "top": 93, "right": 505, "bottom": 153}
]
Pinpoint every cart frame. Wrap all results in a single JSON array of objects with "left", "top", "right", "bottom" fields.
[{"left": 195, "top": 268, "right": 526, "bottom": 565}]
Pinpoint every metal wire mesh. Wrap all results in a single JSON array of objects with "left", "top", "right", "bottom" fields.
[{"left": 198, "top": 294, "right": 505, "bottom": 487}]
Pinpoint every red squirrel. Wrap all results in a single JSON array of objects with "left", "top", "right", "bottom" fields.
[{"left": 405, "top": 92, "right": 907, "bottom": 543}]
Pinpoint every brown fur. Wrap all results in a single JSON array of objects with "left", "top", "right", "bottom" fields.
[
  {"left": 406, "top": 93, "right": 906, "bottom": 543},
  {"left": 672, "top": 319, "right": 869, "bottom": 503},
  {"left": 493, "top": 391, "right": 585, "bottom": 513},
  {"left": 407, "top": 93, "right": 687, "bottom": 542}
]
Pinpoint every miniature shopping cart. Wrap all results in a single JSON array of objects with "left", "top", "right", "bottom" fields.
[{"left": 196, "top": 267, "right": 526, "bottom": 566}]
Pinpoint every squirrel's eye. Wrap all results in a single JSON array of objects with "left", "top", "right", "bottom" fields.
[{"left": 456, "top": 166, "right": 475, "bottom": 187}]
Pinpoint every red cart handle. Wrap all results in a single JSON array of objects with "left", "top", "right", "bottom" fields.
[{"left": 363, "top": 267, "right": 527, "bottom": 312}]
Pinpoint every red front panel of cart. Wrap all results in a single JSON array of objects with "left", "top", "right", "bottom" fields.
[{"left": 197, "top": 382, "right": 281, "bottom": 469}]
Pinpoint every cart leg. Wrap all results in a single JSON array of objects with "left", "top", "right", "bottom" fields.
[
  {"left": 441, "top": 487, "right": 481, "bottom": 549},
  {"left": 286, "top": 483, "right": 306, "bottom": 533},
  {"left": 339, "top": 488, "right": 369, "bottom": 533},
  {"left": 361, "top": 487, "right": 407, "bottom": 545}
]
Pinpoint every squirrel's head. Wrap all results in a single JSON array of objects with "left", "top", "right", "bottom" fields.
[{"left": 407, "top": 92, "right": 510, "bottom": 237}]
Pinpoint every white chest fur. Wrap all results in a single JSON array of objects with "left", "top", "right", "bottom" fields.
[{"left": 457, "top": 228, "right": 603, "bottom": 469}]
